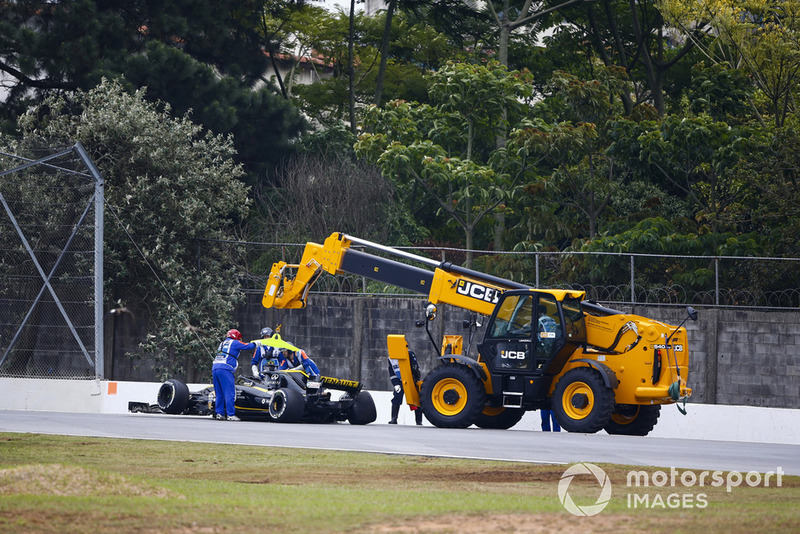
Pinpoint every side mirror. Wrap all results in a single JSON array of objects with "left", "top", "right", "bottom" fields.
[
  {"left": 425, "top": 303, "right": 437, "bottom": 320},
  {"left": 687, "top": 306, "right": 698, "bottom": 321}
]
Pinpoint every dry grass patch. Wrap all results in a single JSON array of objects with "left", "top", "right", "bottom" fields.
[
  {"left": 0, "top": 464, "right": 181, "bottom": 498},
  {"left": 364, "top": 512, "right": 641, "bottom": 533}
]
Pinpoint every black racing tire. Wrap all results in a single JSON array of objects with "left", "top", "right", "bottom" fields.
[
  {"left": 473, "top": 406, "right": 525, "bottom": 429},
  {"left": 552, "top": 367, "right": 614, "bottom": 433},
  {"left": 420, "top": 364, "right": 485, "bottom": 428},
  {"left": 347, "top": 391, "right": 377, "bottom": 425},
  {"left": 268, "top": 388, "right": 305, "bottom": 423},
  {"left": 604, "top": 404, "right": 661, "bottom": 436},
  {"left": 157, "top": 379, "right": 190, "bottom": 414}
]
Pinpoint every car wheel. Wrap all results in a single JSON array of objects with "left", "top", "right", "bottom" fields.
[
  {"left": 473, "top": 406, "right": 525, "bottom": 429},
  {"left": 268, "top": 388, "right": 304, "bottom": 423},
  {"left": 420, "top": 363, "right": 485, "bottom": 428},
  {"left": 157, "top": 379, "right": 190, "bottom": 414},
  {"left": 347, "top": 391, "right": 377, "bottom": 425},
  {"left": 604, "top": 404, "right": 661, "bottom": 436},
  {"left": 552, "top": 367, "right": 614, "bottom": 433}
]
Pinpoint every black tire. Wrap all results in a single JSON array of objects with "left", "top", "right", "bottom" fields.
[
  {"left": 604, "top": 404, "right": 661, "bottom": 436},
  {"left": 473, "top": 406, "right": 525, "bottom": 429},
  {"left": 420, "top": 364, "right": 485, "bottom": 428},
  {"left": 552, "top": 367, "right": 614, "bottom": 433},
  {"left": 347, "top": 391, "right": 377, "bottom": 425},
  {"left": 268, "top": 388, "right": 305, "bottom": 423},
  {"left": 157, "top": 379, "right": 190, "bottom": 414}
]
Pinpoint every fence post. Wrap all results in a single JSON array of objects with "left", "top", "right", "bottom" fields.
[
  {"left": 715, "top": 258, "right": 720, "bottom": 306},
  {"left": 535, "top": 253, "right": 540, "bottom": 288},
  {"left": 351, "top": 297, "right": 364, "bottom": 381},
  {"left": 76, "top": 142, "right": 105, "bottom": 380},
  {"left": 706, "top": 308, "right": 719, "bottom": 404},
  {"left": 630, "top": 255, "right": 635, "bottom": 303}
]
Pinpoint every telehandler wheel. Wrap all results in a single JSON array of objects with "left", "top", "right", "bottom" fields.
[
  {"left": 552, "top": 367, "right": 614, "bottom": 433},
  {"left": 474, "top": 406, "right": 525, "bottom": 429},
  {"left": 420, "top": 364, "right": 485, "bottom": 428},
  {"left": 604, "top": 404, "right": 661, "bottom": 436}
]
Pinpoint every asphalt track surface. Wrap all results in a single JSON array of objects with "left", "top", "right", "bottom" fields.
[{"left": 2, "top": 410, "right": 798, "bottom": 476}]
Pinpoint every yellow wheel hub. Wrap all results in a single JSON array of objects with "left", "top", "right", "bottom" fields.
[
  {"left": 431, "top": 378, "right": 468, "bottom": 416},
  {"left": 562, "top": 381, "right": 594, "bottom": 420}
]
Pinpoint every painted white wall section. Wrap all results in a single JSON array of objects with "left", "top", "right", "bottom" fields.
[{"left": 1, "top": 378, "right": 798, "bottom": 445}]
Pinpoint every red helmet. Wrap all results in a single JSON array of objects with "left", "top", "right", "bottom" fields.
[{"left": 226, "top": 329, "right": 242, "bottom": 341}]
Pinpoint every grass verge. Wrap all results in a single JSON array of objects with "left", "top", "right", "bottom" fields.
[{"left": 0, "top": 432, "right": 797, "bottom": 533}]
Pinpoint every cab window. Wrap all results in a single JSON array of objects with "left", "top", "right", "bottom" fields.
[
  {"left": 536, "top": 295, "right": 562, "bottom": 355},
  {"left": 488, "top": 295, "right": 533, "bottom": 338}
]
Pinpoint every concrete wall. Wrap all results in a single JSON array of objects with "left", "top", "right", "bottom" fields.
[{"left": 102, "top": 294, "right": 800, "bottom": 410}]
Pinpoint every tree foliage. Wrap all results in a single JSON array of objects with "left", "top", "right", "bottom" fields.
[
  {"left": 286, "top": 8, "right": 455, "bottom": 128},
  {"left": 0, "top": 0, "right": 305, "bottom": 185},
  {"left": 658, "top": 0, "right": 800, "bottom": 126},
  {"left": 356, "top": 61, "right": 538, "bottom": 265},
  {"left": 13, "top": 79, "right": 252, "bottom": 381}
]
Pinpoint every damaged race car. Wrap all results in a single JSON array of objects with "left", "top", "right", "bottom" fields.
[{"left": 131, "top": 368, "right": 377, "bottom": 425}]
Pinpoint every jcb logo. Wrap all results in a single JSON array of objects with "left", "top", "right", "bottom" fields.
[
  {"left": 501, "top": 351, "right": 527, "bottom": 360},
  {"left": 456, "top": 280, "right": 501, "bottom": 304},
  {"left": 653, "top": 344, "right": 684, "bottom": 352}
]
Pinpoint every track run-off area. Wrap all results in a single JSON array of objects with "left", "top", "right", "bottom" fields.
[{"left": 1, "top": 410, "right": 798, "bottom": 477}]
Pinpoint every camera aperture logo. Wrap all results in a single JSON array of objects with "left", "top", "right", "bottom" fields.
[{"left": 558, "top": 462, "right": 612, "bottom": 517}]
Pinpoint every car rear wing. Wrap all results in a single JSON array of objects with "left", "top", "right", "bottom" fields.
[{"left": 320, "top": 376, "right": 362, "bottom": 395}]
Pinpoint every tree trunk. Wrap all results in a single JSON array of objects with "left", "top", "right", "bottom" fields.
[
  {"left": 465, "top": 225, "right": 475, "bottom": 269},
  {"left": 628, "top": 0, "right": 664, "bottom": 115},
  {"left": 493, "top": 211, "right": 505, "bottom": 250},
  {"left": 348, "top": 0, "right": 357, "bottom": 134},
  {"left": 373, "top": 0, "right": 397, "bottom": 107}
]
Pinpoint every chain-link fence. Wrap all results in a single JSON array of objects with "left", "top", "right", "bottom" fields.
[
  {"left": 0, "top": 144, "right": 104, "bottom": 379},
  {"left": 201, "top": 239, "right": 800, "bottom": 309}
]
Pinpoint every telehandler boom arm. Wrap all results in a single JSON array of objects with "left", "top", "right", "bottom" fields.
[{"left": 263, "top": 232, "right": 533, "bottom": 315}]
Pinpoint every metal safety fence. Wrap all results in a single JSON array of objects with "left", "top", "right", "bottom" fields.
[
  {"left": 0, "top": 143, "right": 104, "bottom": 379},
  {"left": 201, "top": 239, "right": 800, "bottom": 310}
]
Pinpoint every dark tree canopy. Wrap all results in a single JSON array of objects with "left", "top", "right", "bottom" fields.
[{"left": 0, "top": 0, "right": 305, "bottom": 186}]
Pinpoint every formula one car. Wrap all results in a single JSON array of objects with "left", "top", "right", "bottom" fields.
[{"left": 129, "top": 369, "right": 377, "bottom": 425}]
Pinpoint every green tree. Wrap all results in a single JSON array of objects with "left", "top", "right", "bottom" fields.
[
  {"left": 607, "top": 114, "right": 761, "bottom": 235},
  {"left": 658, "top": 0, "right": 800, "bottom": 126},
  {"left": 356, "top": 61, "right": 537, "bottom": 266},
  {"left": 290, "top": 9, "right": 452, "bottom": 128},
  {"left": 538, "top": 0, "right": 708, "bottom": 115},
  {"left": 0, "top": 0, "right": 305, "bottom": 185},
  {"left": 14, "top": 79, "right": 252, "bottom": 381},
  {"left": 684, "top": 62, "right": 754, "bottom": 123},
  {"left": 733, "top": 116, "right": 800, "bottom": 256},
  {"left": 485, "top": 0, "right": 589, "bottom": 67},
  {"left": 510, "top": 68, "right": 633, "bottom": 241}
]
